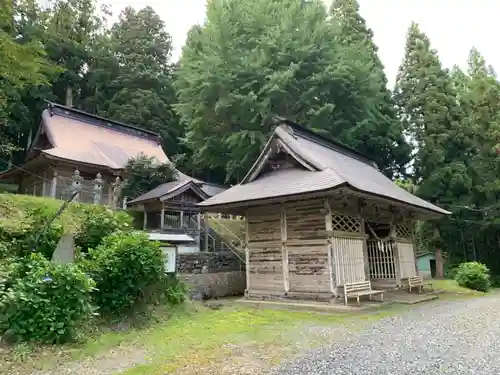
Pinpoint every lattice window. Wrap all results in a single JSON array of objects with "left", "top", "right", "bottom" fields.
[
  {"left": 331, "top": 214, "right": 361, "bottom": 233},
  {"left": 395, "top": 224, "right": 412, "bottom": 239}
]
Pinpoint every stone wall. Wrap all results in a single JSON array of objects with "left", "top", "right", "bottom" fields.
[{"left": 177, "top": 251, "right": 245, "bottom": 300}]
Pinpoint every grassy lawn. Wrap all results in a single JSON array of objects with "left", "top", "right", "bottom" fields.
[
  {"left": 432, "top": 279, "right": 486, "bottom": 295},
  {"left": 1, "top": 302, "right": 405, "bottom": 375},
  {"left": 1, "top": 281, "right": 489, "bottom": 375}
]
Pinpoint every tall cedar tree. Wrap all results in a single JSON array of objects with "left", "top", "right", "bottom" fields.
[
  {"left": 461, "top": 49, "right": 500, "bottom": 209},
  {"left": 82, "top": 7, "right": 183, "bottom": 157},
  {"left": 394, "top": 23, "right": 472, "bottom": 205},
  {"left": 0, "top": 0, "right": 55, "bottom": 162},
  {"left": 439, "top": 52, "right": 500, "bottom": 272},
  {"left": 43, "top": 0, "right": 104, "bottom": 106},
  {"left": 330, "top": 0, "right": 410, "bottom": 177},
  {"left": 175, "top": 0, "right": 401, "bottom": 183}
]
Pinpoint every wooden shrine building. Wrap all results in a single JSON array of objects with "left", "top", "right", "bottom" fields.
[
  {"left": 198, "top": 118, "right": 450, "bottom": 300},
  {"left": 0, "top": 102, "right": 223, "bottom": 209}
]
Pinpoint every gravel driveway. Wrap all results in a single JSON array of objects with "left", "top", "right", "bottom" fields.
[{"left": 270, "top": 294, "right": 500, "bottom": 375}]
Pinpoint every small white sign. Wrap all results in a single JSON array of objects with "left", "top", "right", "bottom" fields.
[{"left": 161, "top": 246, "right": 177, "bottom": 273}]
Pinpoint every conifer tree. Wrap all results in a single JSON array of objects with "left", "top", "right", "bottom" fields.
[
  {"left": 394, "top": 22, "right": 472, "bottom": 204},
  {"left": 330, "top": 0, "right": 410, "bottom": 177}
]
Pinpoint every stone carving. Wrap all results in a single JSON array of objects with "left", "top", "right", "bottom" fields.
[
  {"left": 51, "top": 233, "right": 75, "bottom": 264},
  {"left": 69, "top": 169, "right": 83, "bottom": 200},
  {"left": 111, "top": 176, "right": 122, "bottom": 208},
  {"left": 92, "top": 172, "right": 104, "bottom": 204}
]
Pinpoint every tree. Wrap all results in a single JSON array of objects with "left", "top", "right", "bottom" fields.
[
  {"left": 394, "top": 22, "right": 472, "bottom": 204},
  {"left": 82, "top": 6, "right": 183, "bottom": 157},
  {"left": 122, "top": 155, "right": 176, "bottom": 199},
  {"left": 329, "top": 0, "right": 410, "bottom": 177},
  {"left": 42, "top": 0, "right": 105, "bottom": 106},
  {"left": 175, "top": 0, "right": 401, "bottom": 183},
  {"left": 0, "top": 0, "right": 55, "bottom": 160}
]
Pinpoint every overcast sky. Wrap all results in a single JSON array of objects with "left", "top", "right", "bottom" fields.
[{"left": 103, "top": 0, "right": 500, "bottom": 87}]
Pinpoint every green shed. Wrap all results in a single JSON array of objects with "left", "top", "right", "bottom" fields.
[{"left": 417, "top": 252, "right": 436, "bottom": 279}]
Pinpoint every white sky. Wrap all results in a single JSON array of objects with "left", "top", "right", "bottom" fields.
[{"left": 102, "top": 0, "right": 500, "bottom": 87}]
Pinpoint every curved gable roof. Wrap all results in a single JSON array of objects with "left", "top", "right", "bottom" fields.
[{"left": 199, "top": 119, "right": 450, "bottom": 216}]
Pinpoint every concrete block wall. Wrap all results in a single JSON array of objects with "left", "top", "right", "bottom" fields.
[{"left": 177, "top": 251, "right": 245, "bottom": 300}]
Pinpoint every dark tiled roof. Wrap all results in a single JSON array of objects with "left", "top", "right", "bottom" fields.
[
  {"left": 128, "top": 179, "right": 225, "bottom": 204},
  {"left": 199, "top": 120, "right": 450, "bottom": 216}
]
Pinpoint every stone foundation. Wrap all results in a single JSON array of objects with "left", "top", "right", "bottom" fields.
[
  {"left": 177, "top": 251, "right": 245, "bottom": 299},
  {"left": 179, "top": 271, "right": 246, "bottom": 300}
]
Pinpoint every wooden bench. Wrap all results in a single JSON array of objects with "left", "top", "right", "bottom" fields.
[
  {"left": 344, "top": 281, "right": 384, "bottom": 306},
  {"left": 408, "top": 275, "right": 424, "bottom": 293}
]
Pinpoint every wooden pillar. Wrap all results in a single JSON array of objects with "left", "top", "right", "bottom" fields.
[
  {"left": 360, "top": 217, "right": 369, "bottom": 280},
  {"left": 196, "top": 213, "right": 201, "bottom": 249},
  {"left": 244, "top": 210, "right": 250, "bottom": 295},
  {"left": 280, "top": 204, "right": 289, "bottom": 293},
  {"left": 204, "top": 215, "right": 209, "bottom": 252},
  {"left": 180, "top": 210, "right": 184, "bottom": 228},
  {"left": 42, "top": 170, "right": 47, "bottom": 196},
  {"left": 324, "top": 198, "right": 336, "bottom": 295},
  {"left": 160, "top": 203, "right": 165, "bottom": 230},
  {"left": 143, "top": 211, "right": 148, "bottom": 230},
  {"left": 50, "top": 170, "right": 57, "bottom": 198}
]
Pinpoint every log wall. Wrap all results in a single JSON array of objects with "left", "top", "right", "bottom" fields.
[
  {"left": 246, "top": 200, "right": 331, "bottom": 297},
  {"left": 246, "top": 205, "right": 283, "bottom": 293}
]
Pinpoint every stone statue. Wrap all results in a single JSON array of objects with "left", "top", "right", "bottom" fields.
[
  {"left": 92, "top": 172, "right": 104, "bottom": 204},
  {"left": 69, "top": 169, "right": 83, "bottom": 201},
  {"left": 111, "top": 176, "right": 122, "bottom": 208}
]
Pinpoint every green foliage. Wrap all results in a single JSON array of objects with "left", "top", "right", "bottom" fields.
[
  {"left": 144, "top": 274, "right": 187, "bottom": 306},
  {"left": 0, "top": 254, "right": 95, "bottom": 343},
  {"left": 82, "top": 231, "right": 167, "bottom": 315},
  {"left": 0, "top": 203, "right": 64, "bottom": 259},
  {"left": 329, "top": 0, "right": 410, "bottom": 177},
  {"left": 82, "top": 6, "right": 183, "bottom": 156},
  {"left": 175, "top": 0, "right": 407, "bottom": 182},
  {"left": 75, "top": 205, "right": 132, "bottom": 252},
  {"left": 455, "top": 261, "right": 491, "bottom": 292},
  {"left": 121, "top": 154, "right": 176, "bottom": 199},
  {"left": 394, "top": 22, "right": 472, "bottom": 203},
  {"left": 0, "top": 194, "right": 132, "bottom": 259}
]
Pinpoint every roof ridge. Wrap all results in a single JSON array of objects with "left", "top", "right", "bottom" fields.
[
  {"left": 46, "top": 101, "right": 161, "bottom": 142},
  {"left": 277, "top": 117, "right": 378, "bottom": 168}
]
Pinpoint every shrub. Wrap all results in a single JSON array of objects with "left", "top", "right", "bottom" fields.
[
  {"left": 0, "top": 206, "right": 64, "bottom": 259},
  {"left": 144, "top": 274, "right": 187, "bottom": 306},
  {"left": 83, "top": 231, "right": 166, "bottom": 314},
  {"left": 0, "top": 254, "right": 95, "bottom": 343},
  {"left": 75, "top": 205, "right": 132, "bottom": 252},
  {"left": 455, "top": 261, "right": 491, "bottom": 292}
]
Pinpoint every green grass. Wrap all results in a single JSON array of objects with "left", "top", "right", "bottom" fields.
[
  {"left": 103, "top": 303, "right": 402, "bottom": 375},
  {"left": 0, "top": 193, "right": 87, "bottom": 232},
  {"left": 2, "top": 302, "right": 406, "bottom": 375},
  {"left": 431, "top": 279, "right": 486, "bottom": 295}
]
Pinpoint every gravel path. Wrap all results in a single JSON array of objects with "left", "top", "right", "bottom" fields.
[{"left": 270, "top": 294, "right": 500, "bottom": 375}]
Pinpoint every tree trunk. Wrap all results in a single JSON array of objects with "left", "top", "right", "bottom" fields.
[
  {"left": 434, "top": 227, "right": 444, "bottom": 278},
  {"left": 65, "top": 86, "right": 73, "bottom": 107},
  {"left": 435, "top": 247, "right": 444, "bottom": 279}
]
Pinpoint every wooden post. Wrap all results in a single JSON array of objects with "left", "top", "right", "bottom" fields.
[
  {"left": 196, "top": 213, "right": 201, "bottom": 250},
  {"left": 50, "top": 170, "right": 57, "bottom": 198},
  {"left": 180, "top": 210, "right": 184, "bottom": 228},
  {"left": 360, "top": 217, "right": 370, "bottom": 281},
  {"left": 245, "top": 210, "right": 250, "bottom": 295},
  {"left": 280, "top": 204, "right": 289, "bottom": 293},
  {"left": 143, "top": 211, "right": 148, "bottom": 230},
  {"left": 42, "top": 170, "right": 47, "bottom": 196},
  {"left": 160, "top": 203, "right": 165, "bottom": 230},
  {"left": 324, "top": 198, "right": 336, "bottom": 295},
  {"left": 204, "top": 215, "right": 209, "bottom": 252}
]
